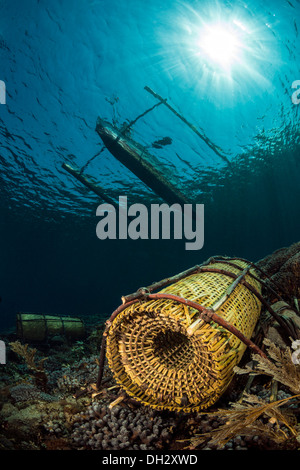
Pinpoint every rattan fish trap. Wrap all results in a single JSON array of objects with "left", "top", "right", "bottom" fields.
[{"left": 104, "top": 258, "right": 264, "bottom": 412}]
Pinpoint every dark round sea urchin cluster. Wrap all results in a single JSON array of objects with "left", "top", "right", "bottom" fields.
[{"left": 71, "top": 402, "right": 177, "bottom": 450}]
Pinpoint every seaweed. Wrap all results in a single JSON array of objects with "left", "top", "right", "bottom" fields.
[
  {"left": 9, "top": 341, "right": 48, "bottom": 391},
  {"left": 187, "top": 393, "right": 299, "bottom": 449},
  {"left": 186, "top": 339, "right": 300, "bottom": 449},
  {"left": 235, "top": 338, "right": 300, "bottom": 395}
]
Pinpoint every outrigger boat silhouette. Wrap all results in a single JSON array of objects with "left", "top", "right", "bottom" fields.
[
  {"left": 62, "top": 86, "right": 228, "bottom": 210},
  {"left": 94, "top": 117, "right": 189, "bottom": 207}
]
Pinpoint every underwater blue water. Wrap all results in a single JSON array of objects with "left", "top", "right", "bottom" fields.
[{"left": 0, "top": 0, "right": 300, "bottom": 329}]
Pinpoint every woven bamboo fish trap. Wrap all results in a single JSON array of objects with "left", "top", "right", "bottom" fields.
[
  {"left": 16, "top": 313, "right": 85, "bottom": 342},
  {"left": 103, "top": 257, "right": 268, "bottom": 413}
]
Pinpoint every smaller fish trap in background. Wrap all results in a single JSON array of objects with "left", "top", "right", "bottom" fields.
[
  {"left": 103, "top": 258, "right": 265, "bottom": 412},
  {"left": 16, "top": 313, "right": 85, "bottom": 342}
]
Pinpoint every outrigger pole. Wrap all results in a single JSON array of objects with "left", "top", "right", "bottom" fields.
[
  {"left": 144, "top": 86, "right": 230, "bottom": 165},
  {"left": 62, "top": 162, "right": 118, "bottom": 209}
]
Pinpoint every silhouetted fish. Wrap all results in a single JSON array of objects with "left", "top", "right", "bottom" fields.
[{"left": 151, "top": 136, "right": 172, "bottom": 149}]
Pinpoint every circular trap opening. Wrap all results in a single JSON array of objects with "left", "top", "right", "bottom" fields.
[{"left": 152, "top": 330, "right": 196, "bottom": 369}]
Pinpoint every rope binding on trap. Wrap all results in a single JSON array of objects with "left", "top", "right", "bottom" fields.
[{"left": 96, "top": 256, "right": 299, "bottom": 413}]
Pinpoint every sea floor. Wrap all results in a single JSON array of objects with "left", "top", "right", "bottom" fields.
[{"left": 0, "top": 314, "right": 299, "bottom": 451}]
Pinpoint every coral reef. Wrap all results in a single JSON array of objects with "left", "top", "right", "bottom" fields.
[
  {"left": 2, "top": 325, "right": 299, "bottom": 451},
  {"left": 9, "top": 383, "right": 56, "bottom": 403},
  {"left": 257, "top": 241, "right": 300, "bottom": 300},
  {"left": 0, "top": 324, "right": 104, "bottom": 449},
  {"left": 1, "top": 243, "right": 300, "bottom": 450}
]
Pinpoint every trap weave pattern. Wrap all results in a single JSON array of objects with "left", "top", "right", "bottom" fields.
[{"left": 106, "top": 260, "right": 262, "bottom": 412}]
